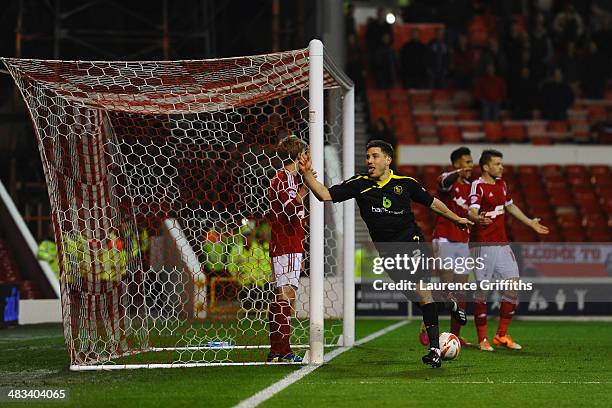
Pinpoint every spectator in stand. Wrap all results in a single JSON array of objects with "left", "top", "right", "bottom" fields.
[
  {"left": 440, "top": 0, "right": 473, "bottom": 47},
  {"left": 345, "top": 3, "right": 356, "bottom": 37},
  {"left": 478, "top": 38, "right": 508, "bottom": 77},
  {"left": 582, "top": 41, "right": 608, "bottom": 99},
  {"left": 400, "top": 28, "right": 427, "bottom": 88},
  {"left": 365, "top": 7, "right": 394, "bottom": 55},
  {"left": 425, "top": 27, "right": 449, "bottom": 89},
  {"left": 529, "top": 12, "right": 553, "bottom": 83},
  {"left": 510, "top": 66, "right": 535, "bottom": 119},
  {"left": 508, "top": 48, "right": 534, "bottom": 93},
  {"left": 474, "top": 63, "right": 507, "bottom": 121},
  {"left": 503, "top": 21, "right": 528, "bottom": 66},
  {"left": 373, "top": 33, "right": 397, "bottom": 89},
  {"left": 346, "top": 34, "right": 365, "bottom": 91},
  {"left": 450, "top": 33, "right": 477, "bottom": 90},
  {"left": 553, "top": 4, "right": 584, "bottom": 46},
  {"left": 559, "top": 41, "right": 582, "bottom": 93},
  {"left": 539, "top": 68, "right": 575, "bottom": 120},
  {"left": 369, "top": 118, "right": 397, "bottom": 152},
  {"left": 533, "top": 0, "right": 554, "bottom": 22}
]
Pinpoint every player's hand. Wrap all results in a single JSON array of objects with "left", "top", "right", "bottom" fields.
[
  {"left": 458, "top": 166, "right": 472, "bottom": 177},
  {"left": 478, "top": 214, "right": 493, "bottom": 226},
  {"left": 529, "top": 218, "right": 549, "bottom": 234},
  {"left": 454, "top": 217, "right": 474, "bottom": 230},
  {"left": 298, "top": 151, "right": 312, "bottom": 175}
]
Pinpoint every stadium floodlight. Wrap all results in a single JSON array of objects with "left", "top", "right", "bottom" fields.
[{"left": 2, "top": 39, "right": 354, "bottom": 370}]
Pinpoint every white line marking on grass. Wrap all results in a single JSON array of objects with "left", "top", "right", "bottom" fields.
[{"left": 234, "top": 320, "right": 409, "bottom": 408}]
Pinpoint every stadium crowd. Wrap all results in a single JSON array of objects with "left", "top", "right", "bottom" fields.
[{"left": 347, "top": 1, "right": 612, "bottom": 122}]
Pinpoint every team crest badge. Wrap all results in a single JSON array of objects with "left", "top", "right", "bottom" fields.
[{"left": 393, "top": 185, "right": 403, "bottom": 195}]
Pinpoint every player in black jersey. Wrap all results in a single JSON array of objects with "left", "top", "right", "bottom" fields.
[{"left": 299, "top": 140, "right": 472, "bottom": 368}]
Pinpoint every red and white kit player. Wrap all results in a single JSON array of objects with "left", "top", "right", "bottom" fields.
[
  {"left": 468, "top": 149, "right": 549, "bottom": 352},
  {"left": 426, "top": 147, "right": 476, "bottom": 347},
  {"left": 267, "top": 135, "right": 310, "bottom": 363}
]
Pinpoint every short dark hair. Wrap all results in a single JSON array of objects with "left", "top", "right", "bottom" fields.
[
  {"left": 479, "top": 149, "right": 503, "bottom": 169},
  {"left": 366, "top": 140, "right": 394, "bottom": 159},
  {"left": 450, "top": 147, "right": 471, "bottom": 164}
]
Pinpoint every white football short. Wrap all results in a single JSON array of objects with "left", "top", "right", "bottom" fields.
[
  {"left": 432, "top": 238, "right": 471, "bottom": 275},
  {"left": 271, "top": 253, "right": 303, "bottom": 288},
  {"left": 471, "top": 245, "right": 519, "bottom": 281}
]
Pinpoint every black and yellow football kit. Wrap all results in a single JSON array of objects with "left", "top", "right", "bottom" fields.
[{"left": 328, "top": 170, "right": 434, "bottom": 244}]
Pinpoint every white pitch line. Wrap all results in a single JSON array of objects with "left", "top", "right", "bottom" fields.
[{"left": 234, "top": 320, "right": 409, "bottom": 408}]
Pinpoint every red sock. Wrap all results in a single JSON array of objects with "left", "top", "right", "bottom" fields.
[
  {"left": 450, "top": 299, "right": 466, "bottom": 336},
  {"left": 496, "top": 300, "right": 516, "bottom": 337},
  {"left": 474, "top": 301, "right": 488, "bottom": 343},
  {"left": 268, "top": 300, "right": 292, "bottom": 354}
]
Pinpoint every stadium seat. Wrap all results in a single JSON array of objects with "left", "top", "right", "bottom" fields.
[
  {"left": 547, "top": 121, "right": 571, "bottom": 141},
  {"left": 389, "top": 89, "right": 409, "bottom": 103},
  {"left": 457, "top": 110, "right": 479, "bottom": 120},
  {"left": 432, "top": 89, "right": 453, "bottom": 107},
  {"left": 586, "top": 227, "right": 611, "bottom": 242},
  {"left": 566, "top": 164, "right": 588, "bottom": 177},
  {"left": 484, "top": 121, "right": 504, "bottom": 142},
  {"left": 542, "top": 164, "right": 562, "bottom": 177},
  {"left": 409, "top": 90, "right": 432, "bottom": 107},
  {"left": 503, "top": 122, "right": 527, "bottom": 142},
  {"left": 397, "top": 165, "right": 419, "bottom": 176},
  {"left": 439, "top": 125, "right": 462, "bottom": 143},
  {"left": 435, "top": 110, "right": 458, "bottom": 122},
  {"left": 587, "top": 104, "right": 608, "bottom": 122},
  {"left": 561, "top": 226, "right": 586, "bottom": 241},
  {"left": 460, "top": 121, "right": 484, "bottom": 142},
  {"left": 592, "top": 173, "right": 612, "bottom": 187},
  {"left": 414, "top": 111, "right": 435, "bottom": 125},
  {"left": 517, "top": 165, "right": 539, "bottom": 178},
  {"left": 548, "top": 188, "right": 574, "bottom": 207},
  {"left": 590, "top": 165, "right": 610, "bottom": 176}
]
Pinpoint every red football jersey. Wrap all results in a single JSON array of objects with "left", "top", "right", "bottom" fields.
[
  {"left": 433, "top": 172, "right": 471, "bottom": 242},
  {"left": 468, "top": 177, "right": 513, "bottom": 243},
  {"left": 268, "top": 169, "right": 305, "bottom": 257}
]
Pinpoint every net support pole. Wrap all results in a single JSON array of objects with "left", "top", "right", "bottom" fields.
[
  {"left": 308, "top": 39, "right": 325, "bottom": 365},
  {"left": 342, "top": 86, "right": 355, "bottom": 347}
]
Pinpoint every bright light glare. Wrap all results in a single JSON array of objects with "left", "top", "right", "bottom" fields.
[{"left": 386, "top": 13, "right": 396, "bottom": 24}]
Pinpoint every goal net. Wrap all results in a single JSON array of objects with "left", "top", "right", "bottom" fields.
[{"left": 3, "top": 40, "right": 355, "bottom": 369}]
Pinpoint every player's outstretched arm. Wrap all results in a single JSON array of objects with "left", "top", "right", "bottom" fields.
[
  {"left": 298, "top": 152, "right": 332, "bottom": 201},
  {"left": 430, "top": 197, "right": 474, "bottom": 229},
  {"left": 506, "top": 203, "right": 549, "bottom": 234}
]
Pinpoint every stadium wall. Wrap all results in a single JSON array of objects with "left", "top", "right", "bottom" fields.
[{"left": 399, "top": 145, "right": 612, "bottom": 165}]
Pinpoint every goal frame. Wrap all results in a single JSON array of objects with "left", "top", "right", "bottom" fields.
[{"left": 3, "top": 38, "right": 355, "bottom": 369}]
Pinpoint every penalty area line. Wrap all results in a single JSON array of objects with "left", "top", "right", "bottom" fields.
[{"left": 234, "top": 320, "right": 409, "bottom": 408}]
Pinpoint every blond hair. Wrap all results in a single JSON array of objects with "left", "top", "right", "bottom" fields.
[{"left": 278, "top": 135, "right": 307, "bottom": 163}]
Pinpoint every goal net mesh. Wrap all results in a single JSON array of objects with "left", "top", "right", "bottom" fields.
[{"left": 3, "top": 48, "right": 351, "bottom": 368}]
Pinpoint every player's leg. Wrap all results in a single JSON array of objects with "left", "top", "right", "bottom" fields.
[
  {"left": 419, "top": 240, "right": 467, "bottom": 346},
  {"left": 416, "top": 290, "right": 442, "bottom": 368},
  {"left": 449, "top": 243, "right": 472, "bottom": 346},
  {"left": 493, "top": 246, "right": 522, "bottom": 350},
  {"left": 268, "top": 253, "right": 303, "bottom": 362},
  {"left": 473, "top": 246, "right": 495, "bottom": 351},
  {"left": 418, "top": 239, "right": 441, "bottom": 347}
]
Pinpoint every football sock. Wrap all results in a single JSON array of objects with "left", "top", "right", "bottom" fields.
[
  {"left": 474, "top": 300, "right": 488, "bottom": 343},
  {"left": 421, "top": 302, "right": 440, "bottom": 349},
  {"left": 268, "top": 300, "right": 292, "bottom": 354},
  {"left": 451, "top": 296, "right": 466, "bottom": 336},
  {"left": 497, "top": 299, "right": 517, "bottom": 337}
]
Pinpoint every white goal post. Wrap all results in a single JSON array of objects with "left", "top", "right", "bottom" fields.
[{"left": 3, "top": 38, "right": 354, "bottom": 369}]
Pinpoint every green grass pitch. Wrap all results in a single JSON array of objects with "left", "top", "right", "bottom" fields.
[{"left": 1, "top": 319, "right": 611, "bottom": 407}]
